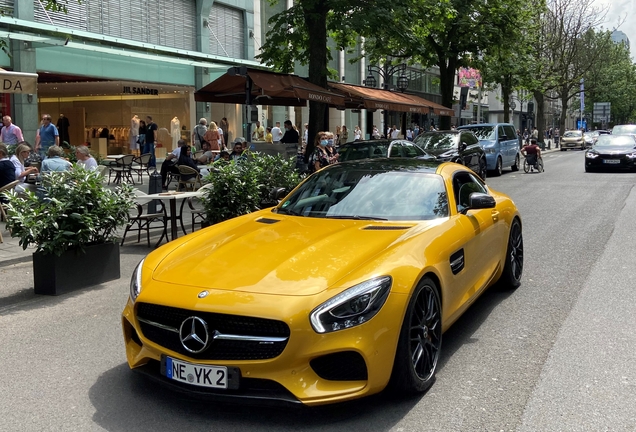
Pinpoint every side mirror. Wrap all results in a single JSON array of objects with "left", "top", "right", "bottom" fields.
[
  {"left": 467, "top": 192, "right": 496, "bottom": 211},
  {"left": 459, "top": 142, "right": 467, "bottom": 152},
  {"left": 270, "top": 187, "right": 287, "bottom": 201}
]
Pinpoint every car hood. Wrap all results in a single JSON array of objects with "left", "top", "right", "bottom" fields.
[
  {"left": 424, "top": 148, "right": 458, "bottom": 158},
  {"left": 592, "top": 146, "right": 636, "bottom": 154},
  {"left": 151, "top": 212, "right": 428, "bottom": 296}
]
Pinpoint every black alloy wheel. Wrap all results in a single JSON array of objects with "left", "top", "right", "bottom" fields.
[
  {"left": 479, "top": 157, "right": 487, "bottom": 181},
  {"left": 389, "top": 278, "right": 442, "bottom": 393},
  {"left": 500, "top": 219, "right": 523, "bottom": 289},
  {"left": 493, "top": 157, "right": 503, "bottom": 176},
  {"left": 511, "top": 154, "right": 520, "bottom": 171}
]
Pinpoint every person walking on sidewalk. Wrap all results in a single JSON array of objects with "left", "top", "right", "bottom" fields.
[
  {"left": 0, "top": 116, "right": 24, "bottom": 145},
  {"left": 35, "top": 114, "right": 59, "bottom": 160}
]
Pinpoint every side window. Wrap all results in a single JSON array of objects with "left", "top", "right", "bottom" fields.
[
  {"left": 464, "top": 133, "right": 478, "bottom": 146},
  {"left": 498, "top": 126, "right": 506, "bottom": 139},
  {"left": 401, "top": 142, "right": 424, "bottom": 157},
  {"left": 453, "top": 172, "right": 488, "bottom": 213},
  {"left": 389, "top": 143, "right": 401, "bottom": 157},
  {"left": 504, "top": 125, "right": 517, "bottom": 139}
]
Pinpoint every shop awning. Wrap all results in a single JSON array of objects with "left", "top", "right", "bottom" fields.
[
  {"left": 194, "top": 68, "right": 346, "bottom": 107},
  {"left": 402, "top": 93, "right": 454, "bottom": 117},
  {"left": 328, "top": 82, "right": 431, "bottom": 114},
  {"left": 0, "top": 68, "right": 38, "bottom": 93}
]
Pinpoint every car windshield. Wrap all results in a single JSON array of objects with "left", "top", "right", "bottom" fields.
[
  {"left": 414, "top": 133, "right": 457, "bottom": 151},
  {"left": 586, "top": 131, "right": 599, "bottom": 138},
  {"left": 275, "top": 165, "right": 449, "bottom": 221},
  {"left": 461, "top": 126, "right": 496, "bottom": 140},
  {"left": 594, "top": 135, "right": 636, "bottom": 147},
  {"left": 564, "top": 131, "right": 582, "bottom": 137},
  {"left": 612, "top": 125, "right": 636, "bottom": 135}
]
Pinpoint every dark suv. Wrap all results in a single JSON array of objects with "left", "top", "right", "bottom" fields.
[{"left": 414, "top": 130, "right": 487, "bottom": 180}]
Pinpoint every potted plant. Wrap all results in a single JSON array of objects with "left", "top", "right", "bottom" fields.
[{"left": 2, "top": 167, "right": 134, "bottom": 295}]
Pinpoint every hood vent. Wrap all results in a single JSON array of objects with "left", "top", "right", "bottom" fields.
[
  {"left": 256, "top": 218, "right": 281, "bottom": 225},
  {"left": 363, "top": 226, "right": 411, "bottom": 231}
]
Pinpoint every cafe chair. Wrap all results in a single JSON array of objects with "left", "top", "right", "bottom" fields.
[
  {"left": 108, "top": 154, "right": 135, "bottom": 185},
  {"left": 182, "top": 183, "right": 212, "bottom": 233},
  {"left": 131, "top": 153, "right": 152, "bottom": 184},
  {"left": 121, "top": 190, "right": 168, "bottom": 248},
  {"left": 0, "top": 180, "right": 21, "bottom": 244},
  {"left": 177, "top": 165, "right": 202, "bottom": 191}
]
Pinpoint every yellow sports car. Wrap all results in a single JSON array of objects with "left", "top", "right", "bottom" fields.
[{"left": 122, "top": 159, "right": 523, "bottom": 406}]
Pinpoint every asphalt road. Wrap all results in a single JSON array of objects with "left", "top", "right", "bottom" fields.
[{"left": 1, "top": 149, "right": 635, "bottom": 431}]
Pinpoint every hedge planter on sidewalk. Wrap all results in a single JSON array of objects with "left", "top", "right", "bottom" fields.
[{"left": 33, "top": 243, "right": 121, "bottom": 296}]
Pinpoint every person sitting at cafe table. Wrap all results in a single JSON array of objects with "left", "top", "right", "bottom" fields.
[
  {"left": 213, "top": 149, "right": 231, "bottom": 164},
  {"left": 10, "top": 143, "right": 38, "bottom": 193},
  {"left": 161, "top": 139, "right": 186, "bottom": 189},
  {"left": 75, "top": 145, "right": 98, "bottom": 171},
  {"left": 196, "top": 141, "right": 217, "bottom": 165},
  {"left": 176, "top": 146, "right": 200, "bottom": 186},
  {"left": 229, "top": 141, "right": 247, "bottom": 162},
  {"left": 41, "top": 145, "right": 72, "bottom": 173},
  {"left": 0, "top": 143, "right": 16, "bottom": 192}
]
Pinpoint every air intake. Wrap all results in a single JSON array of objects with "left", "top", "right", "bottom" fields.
[
  {"left": 362, "top": 226, "right": 411, "bottom": 231},
  {"left": 256, "top": 218, "right": 281, "bottom": 224}
]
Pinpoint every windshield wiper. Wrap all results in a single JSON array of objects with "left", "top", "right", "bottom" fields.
[
  {"left": 327, "top": 215, "right": 388, "bottom": 221},
  {"left": 274, "top": 207, "right": 302, "bottom": 216}
]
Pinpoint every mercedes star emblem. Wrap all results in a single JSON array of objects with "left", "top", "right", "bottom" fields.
[
  {"left": 179, "top": 316, "right": 210, "bottom": 353},
  {"left": 198, "top": 290, "right": 209, "bottom": 299}
]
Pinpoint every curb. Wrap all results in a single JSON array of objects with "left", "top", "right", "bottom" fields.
[{"left": 0, "top": 255, "right": 32, "bottom": 268}]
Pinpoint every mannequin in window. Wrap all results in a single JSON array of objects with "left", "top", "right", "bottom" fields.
[
  {"left": 57, "top": 114, "right": 71, "bottom": 145},
  {"left": 130, "top": 115, "right": 140, "bottom": 156},
  {"left": 171, "top": 117, "right": 180, "bottom": 150}
]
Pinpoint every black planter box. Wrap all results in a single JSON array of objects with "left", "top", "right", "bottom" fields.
[{"left": 33, "top": 242, "right": 121, "bottom": 296}]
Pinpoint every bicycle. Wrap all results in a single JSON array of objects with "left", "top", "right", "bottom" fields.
[{"left": 523, "top": 155, "right": 544, "bottom": 173}]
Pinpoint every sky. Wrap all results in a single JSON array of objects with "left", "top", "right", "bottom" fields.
[{"left": 595, "top": 0, "right": 635, "bottom": 54}]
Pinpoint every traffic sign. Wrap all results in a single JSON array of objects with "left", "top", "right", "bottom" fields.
[{"left": 593, "top": 102, "right": 611, "bottom": 123}]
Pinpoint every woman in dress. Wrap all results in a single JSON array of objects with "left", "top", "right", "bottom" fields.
[
  {"left": 340, "top": 125, "right": 349, "bottom": 144},
  {"left": 204, "top": 122, "right": 221, "bottom": 151}
]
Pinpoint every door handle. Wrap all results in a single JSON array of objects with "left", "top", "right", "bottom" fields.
[{"left": 491, "top": 210, "right": 500, "bottom": 221}]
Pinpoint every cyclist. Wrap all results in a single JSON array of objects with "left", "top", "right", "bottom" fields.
[{"left": 521, "top": 138, "right": 542, "bottom": 172}]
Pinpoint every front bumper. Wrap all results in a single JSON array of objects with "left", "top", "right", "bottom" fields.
[
  {"left": 121, "top": 288, "right": 407, "bottom": 406},
  {"left": 585, "top": 155, "right": 636, "bottom": 170},
  {"left": 561, "top": 140, "right": 584, "bottom": 148}
]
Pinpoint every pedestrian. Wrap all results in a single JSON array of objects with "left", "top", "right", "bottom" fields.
[
  {"left": 219, "top": 117, "right": 229, "bottom": 148},
  {"left": 0, "top": 143, "right": 16, "bottom": 191},
  {"left": 372, "top": 125, "right": 380, "bottom": 140},
  {"left": 0, "top": 116, "right": 24, "bottom": 145},
  {"left": 251, "top": 121, "right": 265, "bottom": 141},
  {"left": 203, "top": 122, "right": 222, "bottom": 151},
  {"left": 35, "top": 114, "right": 59, "bottom": 160},
  {"left": 144, "top": 116, "right": 158, "bottom": 168},
  {"left": 325, "top": 131, "right": 339, "bottom": 164},
  {"left": 271, "top": 121, "right": 283, "bottom": 144},
  {"left": 340, "top": 125, "right": 349, "bottom": 144},
  {"left": 354, "top": 126, "right": 362, "bottom": 141},
  {"left": 192, "top": 118, "right": 208, "bottom": 151},
  {"left": 280, "top": 120, "right": 299, "bottom": 146},
  {"left": 57, "top": 114, "right": 70, "bottom": 145},
  {"left": 390, "top": 125, "right": 399, "bottom": 139},
  {"left": 265, "top": 127, "right": 273, "bottom": 143},
  {"left": 138, "top": 120, "right": 147, "bottom": 154},
  {"left": 308, "top": 132, "right": 331, "bottom": 173},
  {"left": 413, "top": 124, "right": 420, "bottom": 139},
  {"left": 532, "top": 127, "right": 539, "bottom": 141},
  {"left": 406, "top": 128, "right": 413, "bottom": 141}
]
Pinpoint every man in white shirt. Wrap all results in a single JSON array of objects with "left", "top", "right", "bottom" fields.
[
  {"left": 390, "top": 125, "right": 400, "bottom": 139},
  {"left": 271, "top": 122, "right": 283, "bottom": 143}
]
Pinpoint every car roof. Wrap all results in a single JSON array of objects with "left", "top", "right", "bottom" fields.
[
  {"left": 457, "top": 123, "right": 512, "bottom": 128},
  {"left": 335, "top": 157, "right": 444, "bottom": 173},
  {"left": 418, "top": 130, "right": 461, "bottom": 135},
  {"left": 340, "top": 139, "right": 402, "bottom": 147}
]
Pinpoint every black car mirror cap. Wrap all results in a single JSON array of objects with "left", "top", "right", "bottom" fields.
[
  {"left": 459, "top": 142, "right": 467, "bottom": 151},
  {"left": 463, "top": 192, "right": 496, "bottom": 214}
]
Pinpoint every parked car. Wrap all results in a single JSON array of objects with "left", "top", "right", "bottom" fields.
[
  {"left": 560, "top": 130, "right": 585, "bottom": 150},
  {"left": 612, "top": 124, "right": 636, "bottom": 136},
  {"left": 585, "top": 134, "right": 636, "bottom": 172},
  {"left": 414, "top": 130, "right": 487, "bottom": 180},
  {"left": 337, "top": 139, "right": 433, "bottom": 162},
  {"left": 584, "top": 130, "right": 610, "bottom": 147},
  {"left": 457, "top": 123, "right": 521, "bottom": 176},
  {"left": 122, "top": 158, "right": 523, "bottom": 406}
]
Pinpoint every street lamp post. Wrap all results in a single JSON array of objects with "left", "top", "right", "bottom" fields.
[{"left": 364, "top": 63, "right": 409, "bottom": 138}]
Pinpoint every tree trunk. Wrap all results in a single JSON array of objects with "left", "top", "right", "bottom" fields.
[
  {"left": 438, "top": 57, "right": 457, "bottom": 130},
  {"left": 534, "top": 90, "right": 545, "bottom": 145},
  {"left": 501, "top": 74, "right": 512, "bottom": 123},
  {"left": 303, "top": 1, "right": 329, "bottom": 163},
  {"left": 559, "top": 86, "right": 569, "bottom": 135}
]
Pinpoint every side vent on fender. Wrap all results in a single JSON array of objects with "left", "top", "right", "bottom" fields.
[
  {"left": 450, "top": 249, "right": 465, "bottom": 275},
  {"left": 256, "top": 218, "right": 281, "bottom": 225},
  {"left": 362, "top": 226, "right": 411, "bottom": 231}
]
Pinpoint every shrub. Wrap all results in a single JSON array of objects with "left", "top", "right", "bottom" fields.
[
  {"left": 202, "top": 153, "right": 303, "bottom": 225},
  {"left": 3, "top": 167, "right": 134, "bottom": 256}
]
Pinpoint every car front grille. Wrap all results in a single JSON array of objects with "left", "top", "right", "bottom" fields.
[{"left": 136, "top": 302, "right": 290, "bottom": 361}]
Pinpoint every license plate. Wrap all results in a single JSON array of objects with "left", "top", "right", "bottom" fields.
[
  {"left": 165, "top": 357, "right": 228, "bottom": 389},
  {"left": 603, "top": 159, "right": 620, "bottom": 164}
]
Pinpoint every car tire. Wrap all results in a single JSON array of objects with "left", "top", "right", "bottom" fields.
[
  {"left": 388, "top": 277, "right": 442, "bottom": 394},
  {"left": 493, "top": 157, "right": 503, "bottom": 176},
  {"left": 499, "top": 218, "right": 523, "bottom": 289},
  {"left": 560, "top": 148, "right": 566, "bottom": 152},
  {"left": 511, "top": 154, "right": 520, "bottom": 171},
  {"left": 479, "top": 157, "right": 487, "bottom": 181}
]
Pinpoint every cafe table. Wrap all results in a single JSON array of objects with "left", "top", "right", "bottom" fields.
[{"left": 134, "top": 190, "right": 204, "bottom": 242}]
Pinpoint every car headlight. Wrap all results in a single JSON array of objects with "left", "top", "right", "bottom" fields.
[
  {"left": 627, "top": 153, "right": 636, "bottom": 159},
  {"left": 484, "top": 148, "right": 496, "bottom": 154},
  {"left": 585, "top": 152, "right": 598, "bottom": 159},
  {"left": 310, "top": 276, "right": 392, "bottom": 333},
  {"left": 130, "top": 259, "right": 144, "bottom": 302}
]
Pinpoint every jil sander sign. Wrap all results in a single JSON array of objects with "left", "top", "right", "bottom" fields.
[
  {"left": 123, "top": 86, "right": 159, "bottom": 95},
  {"left": 0, "top": 70, "right": 37, "bottom": 94}
]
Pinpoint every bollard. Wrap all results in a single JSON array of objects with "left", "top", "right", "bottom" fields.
[{"left": 148, "top": 170, "right": 162, "bottom": 214}]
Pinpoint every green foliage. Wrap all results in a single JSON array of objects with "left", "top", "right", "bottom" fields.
[
  {"left": 3, "top": 167, "right": 134, "bottom": 256},
  {"left": 201, "top": 153, "right": 303, "bottom": 225}
]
